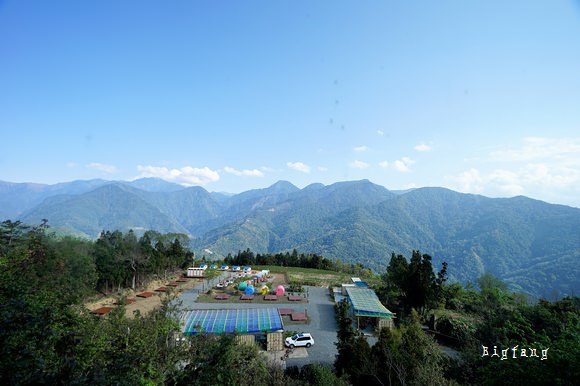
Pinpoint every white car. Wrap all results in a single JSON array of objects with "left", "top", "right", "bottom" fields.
[{"left": 285, "top": 333, "right": 314, "bottom": 348}]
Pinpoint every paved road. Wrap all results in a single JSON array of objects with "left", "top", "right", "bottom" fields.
[
  {"left": 176, "top": 284, "right": 338, "bottom": 368},
  {"left": 285, "top": 286, "right": 338, "bottom": 368}
]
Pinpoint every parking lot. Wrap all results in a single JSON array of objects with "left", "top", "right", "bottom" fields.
[{"left": 177, "top": 282, "right": 338, "bottom": 368}]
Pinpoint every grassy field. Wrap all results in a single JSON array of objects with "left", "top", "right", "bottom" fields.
[{"left": 252, "top": 265, "right": 380, "bottom": 288}]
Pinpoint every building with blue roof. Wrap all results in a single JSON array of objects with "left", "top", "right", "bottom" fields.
[{"left": 345, "top": 286, "right": 395, "bottom": 330}]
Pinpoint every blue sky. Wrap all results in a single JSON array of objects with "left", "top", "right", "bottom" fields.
[{"left": 1, "top": 1, "right": 580, "bottom": 207}]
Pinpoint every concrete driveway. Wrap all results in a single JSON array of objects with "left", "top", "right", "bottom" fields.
[{"left": 285, "top": 286, "right": 338, "bottom": 368}]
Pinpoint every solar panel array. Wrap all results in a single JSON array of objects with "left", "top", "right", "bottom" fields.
[
  {"left": 179, "top": 308, "right": 284, "bottom": 335},
  {"left": 345, "top": 287, "right": 394, "bottom": 318}
]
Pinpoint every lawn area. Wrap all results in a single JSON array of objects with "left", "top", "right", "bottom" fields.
[{"left": 253, "top": 265, "right": 379, "bottom": 288}]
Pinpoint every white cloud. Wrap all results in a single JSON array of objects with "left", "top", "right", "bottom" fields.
[
  {"left": 491, "top": 137, "right": 580, "bottom": 162},
  {"left": 87, "top": 162, "right": 118, "bottom": 174},
  {"left": 402, "top": 183, "right": 418, "bottom": 190},
  {"left": 447, "top": 164, "right": 580, "bottom": 199},
  {"left": 223, "top": 166, "right": 264, "bottom": 177},
  {"left": 350, "top": 160, "right": 370, "bottom": 169},
  {"left": 136, "top": 165, "right": 219, "bottom": 186},
  {"left": 487, "top": 169, "right": 524, "bottom": 196},
  {"left": 377, "top": 130, "right": 384, "bottom": 136},
  {"left": 522, "top": 163, "right": 580, "bottom": 187},
  {"left": 353, "top": 145, "right": 369, "bottom": 152},
  {"left": 393, "top": 157, "right": 415, "bottom": 172},
  {"left": 287, "top": 161, "right": 311, "bottom": 173},
  {"left": 318, "top": 166, "right": 328, "bottom": 172},
  {"left": 378, "top": 157, "right": 415, "bottom": 172},
  {"left": 448, "top": 167, "right": 525, "bottom": 196},
  {"left": 452, "top": 168, "right": 485, "bottom": 193},
  {"left": 446, "top": 137, "right": 580, "bottom": 206},
  {"left": 414, "top": 143, "right": 432, "bottom": 152}
]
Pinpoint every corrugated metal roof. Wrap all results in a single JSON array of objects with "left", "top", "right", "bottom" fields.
[
  {"left": 179, "top": 308, "right": 284, "bottom": 335},
  {"left": 345, "top": 287, "right": 394, "bottom": 318}
]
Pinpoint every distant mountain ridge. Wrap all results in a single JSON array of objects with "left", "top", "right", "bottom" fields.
[
  {"left": 2, "top": 178, "right": 579, "bottom": 298},
  {"left": 0, "top": 178, "right": 186, "bottom": 219}
]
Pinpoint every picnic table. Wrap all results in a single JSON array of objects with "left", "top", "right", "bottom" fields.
[
  {"left": 264, "top": 294, "right": 278, "bottom": 301},
  {"left": 278, "top": 308, "right": 293, "bottom": 316},
  {"left": 215, "top": 293, "right": 230, "bottom": 300},
  {"left": 91, "top": 307, "right": 115, "bottom": 315},
  {"left": 288, "top": 295, "right": 303, "bottom": 301},
  {"left": 240, "top": 294, "right": 254, "bottom": 301},
  {"left": 291, "top": 312, "right": 308, "bottom": 321}
]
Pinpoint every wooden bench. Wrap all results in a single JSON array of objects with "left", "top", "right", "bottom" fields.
[{"left": 136, "top": 292, "right": 155, "bottom": 298}]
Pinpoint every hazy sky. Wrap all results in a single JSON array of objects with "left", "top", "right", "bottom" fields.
[{"left": 1, "top": 1, "right": 579, "bottom": 207}]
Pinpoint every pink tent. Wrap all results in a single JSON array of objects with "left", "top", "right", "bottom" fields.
[{"left": 275, "top": 285, "right": 285, "bottom": 296}]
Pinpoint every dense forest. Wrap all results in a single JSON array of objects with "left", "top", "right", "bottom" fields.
[
  {"left": 223, "top": 248, "right": 372, "bottom": 277},
  {"left": 1, "top": 220, "right": 578, "bottom": 385},
  {"left": 338, "top": 251, "right": 579, "bottom": 385}
]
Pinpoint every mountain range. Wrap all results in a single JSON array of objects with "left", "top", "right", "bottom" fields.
[{"left": 2, "top": 178, "right": 579, "bottom": 298}]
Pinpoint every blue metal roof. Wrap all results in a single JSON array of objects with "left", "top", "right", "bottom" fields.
[{"left": 179, "top": 308, "right": 284, "bottom": 335}]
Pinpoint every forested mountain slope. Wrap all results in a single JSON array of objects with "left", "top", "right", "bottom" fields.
[{"left": 3, "top": 178, "right": 579, "bottom": 297}]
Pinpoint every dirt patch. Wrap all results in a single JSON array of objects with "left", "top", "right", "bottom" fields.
[
  {"left": 86, "top": 275, "right": 202, "bottom": 318},
  {"left": 287, "top": 273, "right": 340, "bottom": 287},
  {"left": 269, "top": 273, "right": 286, "bottom": 287}
]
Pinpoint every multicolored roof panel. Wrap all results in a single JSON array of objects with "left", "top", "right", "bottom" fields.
[
  {"left": 179, "top": 308, "right": 284, "bottom": 335},
  {"left": 345, "top": 287, "right": 394, "bottom": 318}
]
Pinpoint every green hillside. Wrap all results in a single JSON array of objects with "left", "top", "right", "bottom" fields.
[
  {"left": 22, "top": 184, "right": 189, "bottom": 238},
  {"left": 5, "top": 179, "right": 579, "bottom": 297},
  {"left": 192, "top": 186, "right": 580, "bottom": 298}
]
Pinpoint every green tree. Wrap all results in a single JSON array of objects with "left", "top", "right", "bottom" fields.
[
  {"left": 179, "top": 333, "right": 271, "bottom": 386},
  {"left": 300, "top": 363, "right": 349, "bottom": 386},
  {"left": 334, "top": 299, "right": 356, "bottom": 377},
  {"left": 381, "top": 251, "right": 447, "bottom": 319}
]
